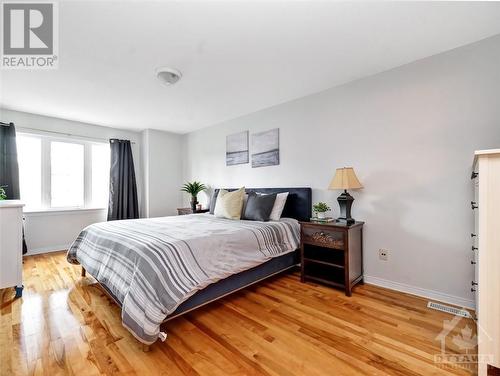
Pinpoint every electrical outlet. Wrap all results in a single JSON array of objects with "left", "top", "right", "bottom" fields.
[{"left": 379, "top": 249, "right": 389, "bottom": 261}]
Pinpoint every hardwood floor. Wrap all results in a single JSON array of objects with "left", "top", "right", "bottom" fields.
[{"left": 1, "top": 251, "right": 476, "bottom": 376}]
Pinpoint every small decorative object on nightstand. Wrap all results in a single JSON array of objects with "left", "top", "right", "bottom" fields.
[
  {"left": 300, "top": 220, "right": 363, "bottom": 296},
  {"left": 329, "top": 167, "right": 363, "bottom": 225},
  {"left": 177, "top": 208, "right": 210, "bottom": 215},
  {"left": 312, "top": 202, "right": 331, "bottom": 220}
]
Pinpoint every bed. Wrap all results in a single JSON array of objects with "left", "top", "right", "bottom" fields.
[{"left": 67, "top": 187, "right": 311, "bottom": 345}]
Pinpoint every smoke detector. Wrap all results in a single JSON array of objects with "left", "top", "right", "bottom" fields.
[{"left": 156, "top": 67, "right": 182, "bottom": 86}]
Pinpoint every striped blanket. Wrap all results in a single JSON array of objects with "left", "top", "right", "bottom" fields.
[{"left": 67, "top": 214, "right": 299, "bottom": 344}]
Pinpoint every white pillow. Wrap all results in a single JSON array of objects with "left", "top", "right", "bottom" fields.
[{"left": 256, "top": 192, "right": 289, "bottom": 221}]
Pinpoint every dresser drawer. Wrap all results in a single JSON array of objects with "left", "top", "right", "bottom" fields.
[
  {"left": 0, "top": 202, "right": 24, "bottom": 295},
  {"left": 301, "top": 226, "right": 344, "bottom": 249}
]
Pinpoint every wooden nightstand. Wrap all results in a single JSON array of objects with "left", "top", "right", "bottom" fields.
[
  {"left": 300, "top": 221, "right": 364, "bottom": 296},
  {"left": 177, "top": 208, "right": 210, "bottom": 215}
]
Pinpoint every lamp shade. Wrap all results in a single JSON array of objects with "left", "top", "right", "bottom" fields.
[{"left": 329, "top": 167, "right": 363, "bottom": 190}]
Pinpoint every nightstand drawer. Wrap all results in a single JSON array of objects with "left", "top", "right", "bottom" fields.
[{"left": 301, "top": 226, "right": 344, "bottom": 249}]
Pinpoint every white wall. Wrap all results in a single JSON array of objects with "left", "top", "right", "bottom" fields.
[
  {"left": 0, "top": 109, "right": 144, "bottom": 254},
  {"left": 142, "top": 129, "right": 183, "bottom": 217},
  {"left": 183, "top": 35, "right": 500, "bottom": 307},
  {"left": 22, "top": 209, "right": 107, "bottom": 254}
]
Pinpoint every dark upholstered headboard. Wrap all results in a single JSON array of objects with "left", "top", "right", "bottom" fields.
[{"left": 219, "top": 187, "right": 312, "bottom": 222}]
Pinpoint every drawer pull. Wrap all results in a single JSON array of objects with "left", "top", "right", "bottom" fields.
[
  {"left": 471, "top": 281, "right": 478, "bottom": 286},
  {"left": 471, "top": 260, "right": 476, "bottom": 265},
  {"left": 471, "top": 287, "right": 476, "bottom": 292},
  {"left": 471, "top": 201, "right": 478, "bottom": 210},
  {"left": 471, "top": 171, "right": 478, "bottom": 179},
  {"left": 471, "top": 233, "right": 477, "bottom": 238},
  {"left": 471, "top": 246, "right": 478, "bottom": 251}
]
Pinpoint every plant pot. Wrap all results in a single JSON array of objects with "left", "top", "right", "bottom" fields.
[
  {"left": 191, "top": 196, "right": 198, "bottom": 212},
  {"left": 316, "top": 212, "right": 326, "bottom": 219}
]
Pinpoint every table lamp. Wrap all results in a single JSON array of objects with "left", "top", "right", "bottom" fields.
[{"left": 329, "top": 167, "right": 363, "bottom": 225}]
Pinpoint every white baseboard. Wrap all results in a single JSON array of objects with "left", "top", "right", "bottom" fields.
[
  {"left": 363, "top": 275, "right": 475, "bottom": 310},
  {"left": 25, "top": 244, "right": 70, "bottom": 256}
]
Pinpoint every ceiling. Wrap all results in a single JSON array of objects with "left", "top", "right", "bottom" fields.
[{"left": 2, "top": 1, "right": 500, "bottom": 134}]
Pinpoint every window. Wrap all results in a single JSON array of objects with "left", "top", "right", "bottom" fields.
[
  {"left": 50, "top": 141, "right": 84, "bottom": 207},
  {"left": 16, "top": 133, "right": 110, "bottom": 211}
]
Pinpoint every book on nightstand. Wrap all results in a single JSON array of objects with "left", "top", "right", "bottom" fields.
[{"left": 310, "top": 217, "right": 334, "bottom": 223}]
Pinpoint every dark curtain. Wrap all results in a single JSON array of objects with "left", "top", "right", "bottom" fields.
[
  {"left": 0, "top": 122, "right": 27, "bottom": 254},
  {"left": 107, "top": 139, "right": 139, "bottom": 221},
  {"left": 0, "top": 123, "right": 20, "bottom": 199}
]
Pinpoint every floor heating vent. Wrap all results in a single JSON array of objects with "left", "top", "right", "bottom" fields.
[{"left": 427, "top": 301, "right": 472, "bottom": 318}]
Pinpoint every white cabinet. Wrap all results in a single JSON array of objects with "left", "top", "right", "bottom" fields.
[
  {"left": 0, "top": 200, "right": 24, "bottom": 297},
  {"left": 472, "top": 149, "right": 500, "bottom": 376}
]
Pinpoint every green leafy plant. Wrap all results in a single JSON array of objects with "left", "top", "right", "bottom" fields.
[
  {"left": 181, "top": 181, "right": 207, "bottom": 197},
  {"left": 312, "top": 202, "right": 331, "bottom": 213},
  {"left": 0, "top": 185, "right": 7, "bottom": 200},
  {"left": 181, "top": 181, "right": 207, "bottom": 211}
]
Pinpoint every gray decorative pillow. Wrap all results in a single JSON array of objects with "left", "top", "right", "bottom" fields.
[
  {"left": 242, "top": 192, "right": 277, "bottom": 221},
  {"left": 209, "top": 189, "right": 219, "bottom": 214}
]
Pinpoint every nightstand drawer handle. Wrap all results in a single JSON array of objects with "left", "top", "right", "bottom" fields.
[{"left": 306, "top": 231, "right": 344, "bottom": 248}]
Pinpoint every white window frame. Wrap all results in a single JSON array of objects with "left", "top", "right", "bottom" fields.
[{"left": 17, "top": 131, "right": 109, "bottom": 213}]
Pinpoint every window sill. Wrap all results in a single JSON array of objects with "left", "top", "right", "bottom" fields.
[{"left": 23, "top": 207, "right": 107, "bottom": 216}]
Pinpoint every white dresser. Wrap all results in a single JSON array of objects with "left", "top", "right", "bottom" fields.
[
  {"left": 472, "top": 149, "right": 500, "bottom": 376},
  {"left": 0, "top": 200, "right": 24, "bottom": 298}
]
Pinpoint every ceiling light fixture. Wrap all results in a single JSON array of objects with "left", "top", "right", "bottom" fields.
[{"left": 156, "top": 67, "right": 182, "bottom": 86}]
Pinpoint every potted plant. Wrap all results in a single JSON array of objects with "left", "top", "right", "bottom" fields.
[
  {"left": 181, "top": 181, "right": 207, "bottom": 212},
  {"left": 0, "top": 185, "right": 7, "bottom": 200},
  {"left": 312, "top": 202, "right": 331, "bottom": 219}
]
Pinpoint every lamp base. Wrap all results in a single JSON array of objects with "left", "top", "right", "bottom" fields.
[
  {"left": 336, "top": 217, "right": 355, "bottom": 225},
  {"left": 336, "top": 190, "right": 355, "bottom": 225}
]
